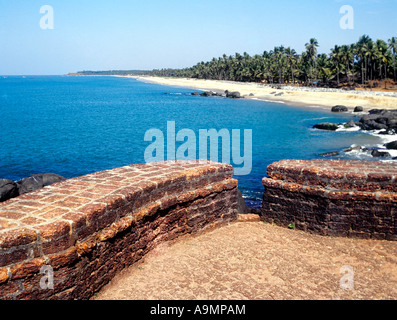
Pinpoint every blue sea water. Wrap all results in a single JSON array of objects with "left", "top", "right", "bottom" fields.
[{"left": 0, "top": 76, "right": 388, "bottom": 208}]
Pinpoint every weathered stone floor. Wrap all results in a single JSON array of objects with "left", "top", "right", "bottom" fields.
[{"left": 94, "top": 221, "right": 397, "bottom": 300}]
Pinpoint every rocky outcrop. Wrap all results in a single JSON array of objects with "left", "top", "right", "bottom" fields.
[
  {"left": 344, "top": 146, "right": 362, "bottom": 153},
  {"left": 236, "top": 189, "right": 250, "bottom": 214},
  {"left": 0, "top": 173, "right": 67, "bottom": 202},
  {"left": 319, "top": 108, "right": 397, "bottom": 133},
  {"left": 197, "top": 90, "right": 241, "bottom": 98},
  {"left": 371, "top": 149, "right": 391, "bottom": 158},
  {"left": 354, "top": 106, "right": 364, "bottom": 112},
  {"left": 200, "top": 91, "right": 222, "bottom": 97},
  {"left": 0, "top": 180, "right": 19, "bottom": 202},
  {"left": 385, "top": 141, "right": 397, "bottom": 150},
  {"left": 320, "top": 151, "right": 339, "bottom": 157},
  {"left": 225, "top": 91, "right": 241, "bottom": 99},
  {"left": 313, "top": 123, "right": 339, "bottom": 131},
  {"left": 191, "top": 90, "right": 242, "bottom": 99},
  {"left": 344, "top": 119, "right": 356, "bottom": 128},
  {"left": 358, "top": 109, "right": 397, "bottom": 132},
  {"left": 331, "top": 105, "right": 348, "bottom": 112},
  {"left": 17, "top": 173, "right": 66, "bottom": 195},
  {"left": 312, "top": 108, "right": 397, "bottom": 159}
]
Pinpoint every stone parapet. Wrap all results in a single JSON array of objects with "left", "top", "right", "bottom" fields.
[
  {"left": 0, "top": 160, "right": 238, "bottom": 299},
  {"left": 261, "top": 160, "right": 397, "bottom": 241}
]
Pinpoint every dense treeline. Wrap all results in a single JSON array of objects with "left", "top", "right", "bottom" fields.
[
  {"left": 74, "top": 70, "right": 145, "bottom": 76},
  {"left": 148, "top": 35, "right": 397, "bottom": 88}
]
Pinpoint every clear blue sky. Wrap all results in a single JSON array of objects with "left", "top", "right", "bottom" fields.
[{"left": 1, "top": 0, "right": 396, "bottom": 75}]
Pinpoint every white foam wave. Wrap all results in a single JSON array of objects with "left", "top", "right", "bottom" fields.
[
  {"left": 264, "top": 99, "right": 285, "bottom": 104},
  {"left": 368, "top": 130, "right": 397, "bottom": 144},
  {"left": 251, "top": 98, "right": 285, "bottom": 104},
  {"left": 336, "top": 125, "right": 361, "bottom": 132},
  {"left": 299, "top": 116, "right": 330, "bottom": 123},
  {"left": 344, "top": 146, "right": 397, "bottom": 160}
]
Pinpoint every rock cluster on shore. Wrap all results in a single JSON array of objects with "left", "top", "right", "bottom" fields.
[
  {"left": 198, "top": 90, "right": 242, "bottom": 99},
  {"left": 358, "top": 109, "right": 397, "bottom": 133},
  {"left": 0, "top": 173, "right": 66, "bottom": 202},
  {"left": 166, "top": 90, "right": 243, "bottom": 99},
  {"left": 330, "top": 105, "right": 364, "bottom": 113},
  {"left": 314, "top": 106, "right": 397, "bottom": 160},
  {"left": 313, "top": 123, "right": 340, "bottom": 131},
  {"left": 331, "top": 105, "right": 349, "bottom": 113}
]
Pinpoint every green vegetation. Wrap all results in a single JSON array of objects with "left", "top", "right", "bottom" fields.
[
  {"left": 148, "top": 35, "right": 397, "bottom": 88},
  {"left": 72, "top": 70, "right": 147, "bottom": 76}
]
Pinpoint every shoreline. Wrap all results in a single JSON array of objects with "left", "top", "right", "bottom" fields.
[
  {"left": 126, "top": 75, "right": 397, "bottom": 161},
  {"left": 123, "top": 75, "right": 397, "bottom": 111}
]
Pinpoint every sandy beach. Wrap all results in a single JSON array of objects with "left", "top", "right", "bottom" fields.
[{"left": 129, "top": 76, "right": 397, "bottom": 111}]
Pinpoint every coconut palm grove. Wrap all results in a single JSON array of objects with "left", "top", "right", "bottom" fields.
[{"left": 142, "top": 35, "right": 397, "bottom": 88}]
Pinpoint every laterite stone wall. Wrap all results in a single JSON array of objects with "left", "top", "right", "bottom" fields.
[
  {"left": 0, "top": 161, "right": 239, "bottom": 300},
  {"left": 261, "top": 160, "right": 397, "bottom": 241}
]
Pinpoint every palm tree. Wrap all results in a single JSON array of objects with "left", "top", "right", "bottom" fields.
[
  {"left": 305, "top": 38, "right": 319, "bottom": 85},
  {"left": 330, "top": 45, "right": 341, "bottom": 86},
  {"left": 285, "top": 47, "right": 298, "bottom": 84},
  {"left": 298, "top": 51, "right": 311, "bottom": 85},
  {"left": 272, "top": 46, "right": 286, "bottom": 84},
  {"left": 340, "top": 44, "right": 354, "bottom": 84},
  {"left": 350, "top": 43, "right": 357, "bottom": 71},
  {"left": 365, "top": 40, "right": 376, "bottom": 85},
  {"left": 250, "top": 54, "right": 261, "bottom": 82},
  {"left": 262, "top": 51, "right": 273, "bottom": 83},
  {"left": 148, "top": 35, "right": 394, "bottom": 88},
  {"left": 317, "top": 53, "right": 332, "bottom": 84},
  {"left": 375, "top": 39, "right": 390, "bottom": 88},
  {"left": 388, "top": 37, "right": 397, "bottom": 82},
  {"left": 357, "top": 35, "right": 372, "bottom": 86}
]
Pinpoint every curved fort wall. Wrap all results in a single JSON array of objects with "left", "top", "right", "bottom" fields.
[
  {"left": 0, "top": 161, "right": 239, "bottom": 300},
  {"left": 1, "top": 158, "right": 396, "bottom": 300},
  {"left": 261, "top": 159, "right": 397, "bottom": 241}
]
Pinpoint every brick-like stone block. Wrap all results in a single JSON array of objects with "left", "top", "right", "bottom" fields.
[
  {"left": 262, "top": 160, "right": 397, "bottom": 240},
  {"left": 0, "top": 161, "right": 239, "bottom": 300}
]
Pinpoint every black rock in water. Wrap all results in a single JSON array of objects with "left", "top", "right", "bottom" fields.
[
  {"left": 313, "top": 123, "right": 339, "bottom": 131},
  {"left": 385, "top": 140, "right": 397, "bottom": 150},
  {"left": 344, "top": 146, "right": 362, "bottom": 153},
  {"left": 236, "top": 189, "right": 250, "bottom": 214},
  {"left": 320, "top": 151, "right": 339, "bottom": 157},
  {"left": 344, "top": 119, "right": 356, "bottom": 128},
  {"left": 201, "top": 91, "right": 223, "bottom": 97},
  {"left": 0, "top": 179, "right": 19, "bottom": 202},
  {"left": 354, "top": 106, "right": 364, "bottom": 112},
  {"left": 371, "top": 149, "right": 391, "bottom": 158},
  {"left": 17, "top": 173, "right": 66, "bottom": 195},
  {"left": 369, "top": 109, "right": 387, "bottom": 115},
  {"left": 331, "top": 105, "right": 348, "bottom": 112},
  {"left": 225, "top": 90, "right": 241, "bottom": 99},
  {"left": 358, "top": 109, "right": 397, "bottom": 131}
]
